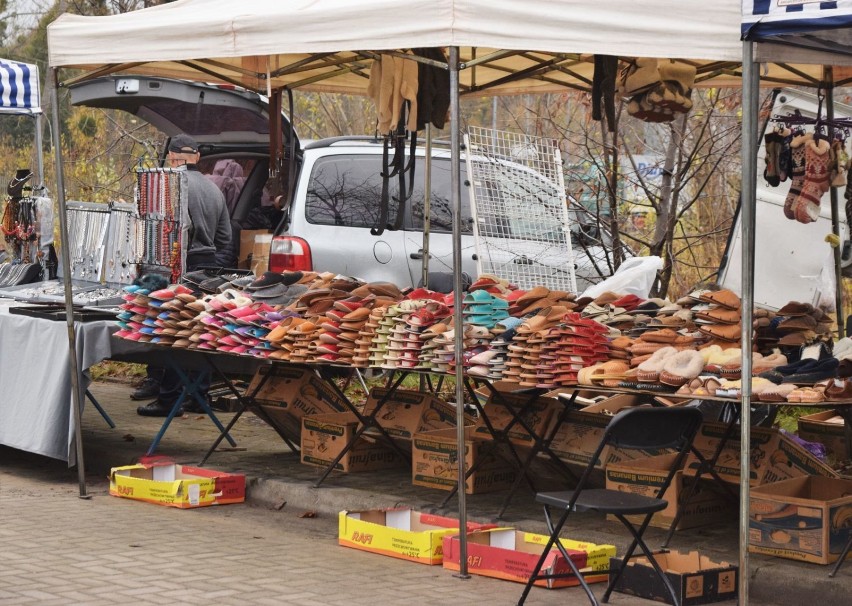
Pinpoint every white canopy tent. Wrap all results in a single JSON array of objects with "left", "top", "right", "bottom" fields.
[
  {"left": 46, "top": 0, "right": 842, "bottom": 597},
  {"left": 0, "top": 59, "right": 45, "bottom": 189}
]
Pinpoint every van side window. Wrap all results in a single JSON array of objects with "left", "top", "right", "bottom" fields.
[
  {"left": 305, "top": 155, "right": 399, "bottom": 228},
  {"left": 408, "top": 158, "right": 473, "bottom": 234}
]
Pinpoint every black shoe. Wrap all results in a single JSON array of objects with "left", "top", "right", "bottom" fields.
[
  {"left": 136, "top": 400, "right": 182, "bottom": 417},
  {"left": 182, "top": 400, "right": 206, "bottom": 413},
  {"left": 130, "top": 378, "right": 161, "bottom": 401}
]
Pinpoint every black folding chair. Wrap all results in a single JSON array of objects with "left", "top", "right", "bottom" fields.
[{"left": 518, "top": 406, "right": 703, "bottom": 606}]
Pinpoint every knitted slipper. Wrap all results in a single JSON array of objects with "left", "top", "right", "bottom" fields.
[
  {"left": 793, "top": 137, "right": 830, "bottom": 224},
  {"left": 764, "top": 131, "right": 784, "bottom": 187},
  {"left": 784, "top": 133, "right": 811, "bottom": 220}
]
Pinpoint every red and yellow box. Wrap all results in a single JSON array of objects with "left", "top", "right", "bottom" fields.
[
  {"left": 338, "top": 508, "right": 494, "bottom": 565},
  {"left": 443, "top": 528, "right": 615, "bottom": 588},
  {"left": 109, "top": 462, "right": 245, "bottom": 508}
]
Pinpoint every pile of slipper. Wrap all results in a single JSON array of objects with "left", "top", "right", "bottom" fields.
[{"left": 618, "top": 58, "right": 696, "bottom": 123}]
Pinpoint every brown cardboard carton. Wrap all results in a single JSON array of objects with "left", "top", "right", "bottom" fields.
[
  {"left": 609, "top": 550, "right": 738, "bottom": 605},
  {"left": 245, "top": 365, "right": 349, "bottom": 442},
  {"left": 683, "top": 422, "right": 837, "bottom": 486},
  {"left": 238, "top": 229, "right": 269, "bottom": 269},
  {"left": 749, "top": 476, "right": 852, "bottom": 565},
  {"left": 361, "top": 388, "right": 467, "bottom": 444},
  {"left": 472, "top": 388, "right": 558, "bottom": 448},
  {"left": 412, "top": 426, "right": 518, "bottom": 494},
  {"left": 250, "top": 234, "right": 272, "bottom": 276},
  {"left": 797, "top": 410, "right": 848, "bottom": 458},
  {"left": 300, "top": 412, "right": 404, "bottom": 473},
  {"left": 548, "top": 395, "right": 656, "bottom": 470},
  {"left": 605, "top": 454, "right": 731, "bottom": 530}
]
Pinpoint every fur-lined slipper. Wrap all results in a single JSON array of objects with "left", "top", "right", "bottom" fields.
[
  {"left": 787, "top": 386, "right": 826, "bottom": 404},
  {"left": 637, "top": 346, "right": 679, "bottom": 382},
  {"left": 752, "top": 352, "right": 787, "bottom": 374},
  {"left": 757, "top": 382, "right": 796, "bottom": 402},
  {"left": 704, "top": 347, "right": 743, "bottom": 374},
  {"left": 659, "top": 350, "right": 705, "bottom": 387}
]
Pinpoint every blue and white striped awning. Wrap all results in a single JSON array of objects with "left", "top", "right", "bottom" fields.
[
  {"left": 0, "top": 59, "right": 40, "bottom": 114},
  {"left": 743, "top": 0, "right": 852, "bottom": 40}
]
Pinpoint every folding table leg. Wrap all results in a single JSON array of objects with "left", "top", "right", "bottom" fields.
[
  {"left": 198, "top": 361, "right": 275, "bottom": 465},
  {"left": 86, "top": 389, "right": 115, "bottom": 429},
  {"left": 661, "top": 406, "right": 740, "bottom": 548},
  {"left": 312, "top": 371, "right": 411, "bottom": 488},
  {"left": 438, "top": 380, "right": 539, "bottom": 508},
  {"left": 145, "top": 375, "right": 196, "bottom": 456},
  {"left": 829, "top": 532, "right": 852, "bottom": 578}
]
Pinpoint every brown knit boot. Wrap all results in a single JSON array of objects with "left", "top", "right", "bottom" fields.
[
  {"left": 794, "top": 137, "right": 831, "bottom": 224},
  {"left": 784, "top": 133, "right": 810, "bottom": 220}
]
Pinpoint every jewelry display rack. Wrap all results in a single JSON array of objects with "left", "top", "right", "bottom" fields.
[
  {"left": 135, "top": 168, "right": 188, "bottom": 283},
  {"left": 66, "top": 201, "right": 110, "bottom": 282},
  {"left": 102, "top": 201, "right": 139, "bottom": 284}
]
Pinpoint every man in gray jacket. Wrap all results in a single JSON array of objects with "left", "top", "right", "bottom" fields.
[{"left": 137, "top": 134, "right": 232, "bottom": 417}]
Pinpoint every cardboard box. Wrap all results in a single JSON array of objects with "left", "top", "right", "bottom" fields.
[
  {"left": 442, "top": 528, "right": 614, "bottom": 589},
  {"left": 412, "top": 426, "right": 518, "bottom": 494},
  {"left": 472, "top": 388, "right": 558, "bottom": 448},
  {"left": 109, "top": 463, "right": 245, "bottom": 508},
  {"left": 749, "top": 476, "right": 852, "bottom": 565},
  {"left": 362, "top": 387, "right": 468, "bottom": 443},
  {"left": 246, "top": 365, "right": 350, "bottom": 442},
  {"left": 250, "top": 234, "right": 272, "bottom": 276},
  {"left": 338, "top": 508, "right": 495, "bottom": 565},
  {"left": 798, "top": 410, "right": 848, "bottom": 458},
  {"left": 683, "top": 422, "right": 838, "bottom": 486},
  {"left": 605, "top": 454, "right": 732, "bottom": 530},
  {"left": 548, "top": 395, "right": 657, "bottom": 470},
  {"left": 301, "top": 412, "right": 405, "bottom": 473},
  {"left": 608, "top": 551, "right": 738, "bottom": 605},
  {"left": 238, "top": 229, "right": 269, "bottom": 269}
]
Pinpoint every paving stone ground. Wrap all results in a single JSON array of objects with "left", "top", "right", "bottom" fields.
[{"left": 0, "top": 380, "right": 849, "bottom": 605}]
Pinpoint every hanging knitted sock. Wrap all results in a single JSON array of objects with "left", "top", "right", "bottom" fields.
[
  {"left": 845, "top": 157, "right": 852, "bottom": 227},
  {"left": 784, "top": 133, "right": 810, "bottom": 220},
  {"left": 831, "top": 138, "right": 850, "bottom": 187},
  {"left": 777, "top": 128, "right": 792, "bottom": 182},
  {"left": 763, "top": 131, "right": 783, "bottom": 187},
  {"left": 794, "top": 136, "right": 831, "bottom": 224}
]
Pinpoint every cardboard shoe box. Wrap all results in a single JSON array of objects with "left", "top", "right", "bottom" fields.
[
  {"left": 548, "top": 395, "right": 657, "bottom": 470},
  {"left": 412, "top": 426, "right": 518, "bottom": 494},
  {"left": 749, "top": 475, "right": 852, "bottom": 565},
  {"left": 109, "top": 463, "right": 245, "bottom": 508},
  {"left": 472, "top": 387, "right": 559, "bottom": 448},
  {"left": 246, "top": 365, "right": 349, "bottom": 442},
  {"left": 797, "top": 410, "right": 848, "bottom": 458},
  {"left": 338, "top": 508, "right": 495, "bottom": 565},
  {"left": 301, "top": 412, "right": 405, "bottom": 473},
  {"left": 361, "top": 387, "right": 467, "bottom": 445},
  {"left": 683, "top": 422, "right": 838, "bottom": 486},
  {"left": 442, "top": 528, "right": 615, "bottom": 589},
  {"left": 608, "top": 551, "right": 738, "bottom": 605},
  {"left": 605, "top": 453, "right": 732, "bottom": 530}
]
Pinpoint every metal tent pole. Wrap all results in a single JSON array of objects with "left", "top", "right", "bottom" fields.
[
  {"left": 49, "top": 67, "right": 88, "bottom": 499},
  {"left": 34, "top": 112, "right": 45, "bottom": 191},
  {"left": 422, "top": 123, "right": 432, "bottom": 288},
  {"left": 824, "top": 67, "right": 845, "bottom": 337},
  {"left": 449, "top": 46, "right": 470, "bottom": 580},
  {"left": 740, "top": 42, "right": 760, "bottom": 606}
]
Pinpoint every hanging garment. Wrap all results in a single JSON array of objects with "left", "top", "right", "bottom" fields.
[
  {"left": 783, "top": 132, "right": 811, "bottom": 220},
  {"left": 367, "top": 54, "right": 419, "bottom": 135},
  {"left": 413, "top": 48, "right": 450, "bottom": 131},
  {"left": 592, "top": 55, "right": 618, "bottom": 131},
  {"left": 794, "top": 136, "right": 831, "bottom": 224}
]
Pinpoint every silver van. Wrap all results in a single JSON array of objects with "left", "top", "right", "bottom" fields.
[{"left": 70, "top": 76, "right": 617, "bottom": 291}]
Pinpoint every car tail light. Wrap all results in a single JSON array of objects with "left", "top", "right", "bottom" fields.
[{"left": 269, "top": 235, "right": 313, "bottom": 272}]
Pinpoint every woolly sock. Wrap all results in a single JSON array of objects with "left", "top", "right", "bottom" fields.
[
  {"left": 784, "top": 134, "right": 810, "bottom": 220},
  {"left": 778, "top": 129, "right": 792, "bottom": 182},
  {"left": 764, "top": 131, "right": 783, "bottom": 187},
  {"left": 794, "top": 137, "right": 831, "bottom": 224},
  {"left": 831, "top": 139, "right": 850, "bottom": 187}
]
